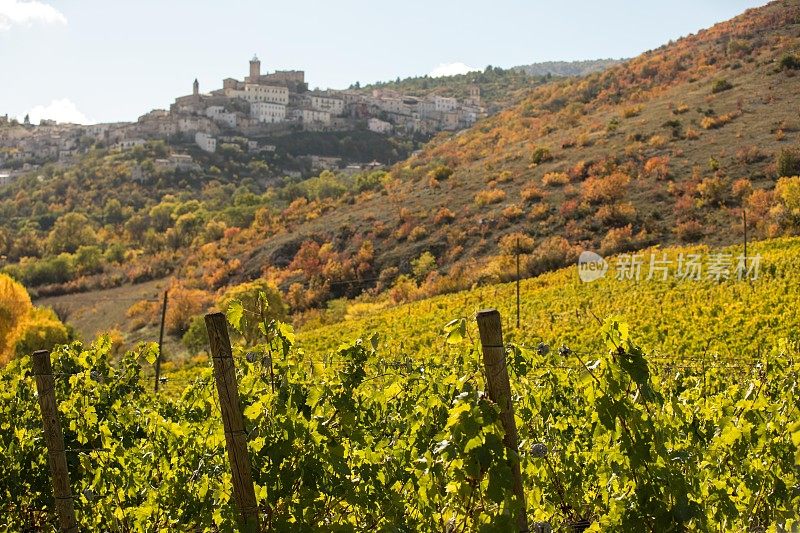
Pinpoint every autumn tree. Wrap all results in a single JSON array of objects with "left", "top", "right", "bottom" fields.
[
  {"left": 411, "top": 252, "right": 437, "bottom": 282},
  {"left": 165, "top": 284, "right": 213, "bottom": 336},
  {"left": 218, "top": 280, "right": 287, "bottom": 344},
  {"left": 47, "top": 212, "right": 98, "bottom": 254},
  {"left": 149, "top": 203, "right": 175, "bottom": 232},
  {"left": 0, "top": 274, "right": 69, "bottom": 364},
  {"left": 13, "top": 307, "right": 70, "bottom": 358},
  {"left": 0, "top": 274, "right": 32, "bottom": 362},
  {"left": 103, "top": 198, "right": 125, "bottom": 225},
  {"left": 775, "top": 176, "right": 800, "bottom": 231}
]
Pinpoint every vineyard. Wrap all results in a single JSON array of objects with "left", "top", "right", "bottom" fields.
[
  {"left": 300, "top": 237, "right": 800, "bottom": 359},
  {"left": 2, "top": 238, "right": 800, "bottom": 531}
]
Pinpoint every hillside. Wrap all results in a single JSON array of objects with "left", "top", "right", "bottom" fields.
[{"left": 225, "top": 1, "right": 800, "bottom": 304}]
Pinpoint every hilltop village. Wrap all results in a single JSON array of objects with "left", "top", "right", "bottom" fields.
[{"left": 0, "top": 55, "right": 487, "bottom": 183}]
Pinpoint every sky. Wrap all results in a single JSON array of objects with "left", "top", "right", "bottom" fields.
[{"left": 0, "top": 0, "right": 772, "bottom": 125}]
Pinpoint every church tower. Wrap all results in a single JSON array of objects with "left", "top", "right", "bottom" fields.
[
  {"left": 193, "top": 78, "right": 199, "bottom": 96},
  {"left": 468, "top": 85, "right": 481, "bottom": 105},
  {"left": 249, "top": 54, "right": 261, "bottom": 81}
]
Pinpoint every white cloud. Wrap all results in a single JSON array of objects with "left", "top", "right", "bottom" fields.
[
  {"left": 27, "top": 99, "right": 90, "bottom": 124},
  {"left": 0, "top": 0, "right": 67, "bottom": 31},
  {"left": 429, "top": 62, "right": 480, "bottom": 78}
]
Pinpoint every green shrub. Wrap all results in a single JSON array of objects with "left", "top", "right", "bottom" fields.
[
  {"left": 18, "top": 254, "right": 76, "bottom": 286},
  {"left": 531, "top": 147, "right": 553, "bottom": 165},
  {"left": 181, "top": 316, "right": 209, "bottom": 355},
  {"left": 74, "top": 245, "right": 104, "bottom": 276},
  {"left": 427, "top": 165, "right": 453, "bottom": 182},
  {"left": 777, "top": 149, "right": 800, "bottom": 178},
  {"left": 355, "top": 170, "right": 386, "bottom": 192},
  {"left": 411, "top": 251, "right": 437, "bottom": 281},
  {"left": 779, "top": 54, "right": 800, "bottom": 71},
  {"left": 711, "top": 79, "right": 733, "bottom": 94}
]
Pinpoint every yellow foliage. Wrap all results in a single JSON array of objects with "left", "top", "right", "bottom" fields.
[
  {"left": 621, "top": 105, "right": 643, "bottom": 118},
  {"left": 499, "top": 232, "right": 535, "bottom": 254},
  {"left": 126, "top": 299, "right": 160, "bottom": 330},
  {"left": 0, "top": 274, "right": 32, "bottom": 362},
  {"left": 12, "top": 307, "right": 70, "bottom": 359},
  {"left": 474, "top": 188, "right": 506, "bottom": 206},
  {"left": 166, "top": 284, "right": 214, "bottom": 336},
  {"left": 541, "top": 172, "right": 570, "bottom": 187},
  {"left": 0, "top": 274, "right": 69, "bottom": 364},
  {"left": 520, "top": 184, "right": 544, "bottom": 203},
  {"left": 700, "top": 111, "right": 740, "bottom": 130},
  {"left": 776, "top": 176, "right": 800, "bottom": 213},
  {"left": 501, "top": 204, "right": 524, "bottom": 220}
]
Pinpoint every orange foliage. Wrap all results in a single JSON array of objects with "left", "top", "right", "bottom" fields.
[
  {"left": 474, "top": 188, "right": 506, "bottom": 206},
  {"left": 165, "top": 284, "right": 213, "bottom": 336},
  {"left": 541, "top": 172, "right": 569, "bottom": 187},
  {"left": 643, "top": 156, "right": 670, "bottom": 180},
  {"left": 599, "top": 225, "right": 647, "bottom": 255},
  {"left": 674, "top": 220, "right": 705, "bottom": 242},
  {"left": 581, "top": 172, "right": 631, "bottom": 204},
  {"left": 433, "top": 207, "right": 456, "bottom": 224},
  {"left": 501, "top": 204, "right": 524, "bottom": 221},
  {"left": 126, "top": 299, "right": 160, "bottom": 330},
  {"left": 595, "top": 202, "right": 637, "bottom": 226}
]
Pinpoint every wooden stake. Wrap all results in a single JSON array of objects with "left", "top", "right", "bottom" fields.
[
  {"left": 155, "top": 290, "right": 168, "bottom": 392},
  {"left": 31, "top": 350, "right": 79, "bottom": 533},
  {"left": 476, "top": 309, "right": 528, "bottom": 532},
  {"left": 516, "top": 237, "right": 521, "bottom": 329},
  {"left": 204, "top": 313, "right": 260, "bottom": 532},
  {"left": 743, "top": 209, "right": 748, "bottom": 263}
]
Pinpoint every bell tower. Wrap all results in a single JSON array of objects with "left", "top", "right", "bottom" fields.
[
  {"left": 249, "top": 54, "right": 261, "bottom": 81},
  {"left": 468, "top": 84, "right": 481, "bottom": 105}
]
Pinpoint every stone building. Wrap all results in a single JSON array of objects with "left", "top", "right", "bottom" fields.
[
  {"left": 195, "top": 132, "right": 216, "bottom": 153},
  {"left": 368, "top": 118, "right": 393, "bottom": 134}
]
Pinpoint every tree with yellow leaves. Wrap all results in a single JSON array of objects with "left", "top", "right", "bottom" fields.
[
  {"left": 0, "top": 274, "right": 70, "bottom": 364},
  {"left": 0, "top": 274, "right": 31, "bottom": 362}
]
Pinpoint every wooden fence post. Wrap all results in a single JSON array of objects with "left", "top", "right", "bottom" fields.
[
  {"left": 516, "top": 237, "right": 521, "bottom": 329},
  {"left": 476, "top": 309, "right": 528, "bottom": 532},
  {"left": 204, "top": 313, "right": 261, "bottom": 532},
  {"left": 155, "top": 290, "right": 168, "bottom": 392},
  {"left": 31, "top": 350, "right": 79, "bottom": 533}
]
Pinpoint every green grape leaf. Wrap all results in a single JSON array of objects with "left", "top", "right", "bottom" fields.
[{"left": 226, "top": 300, "right": 245, "bottom": 332}]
